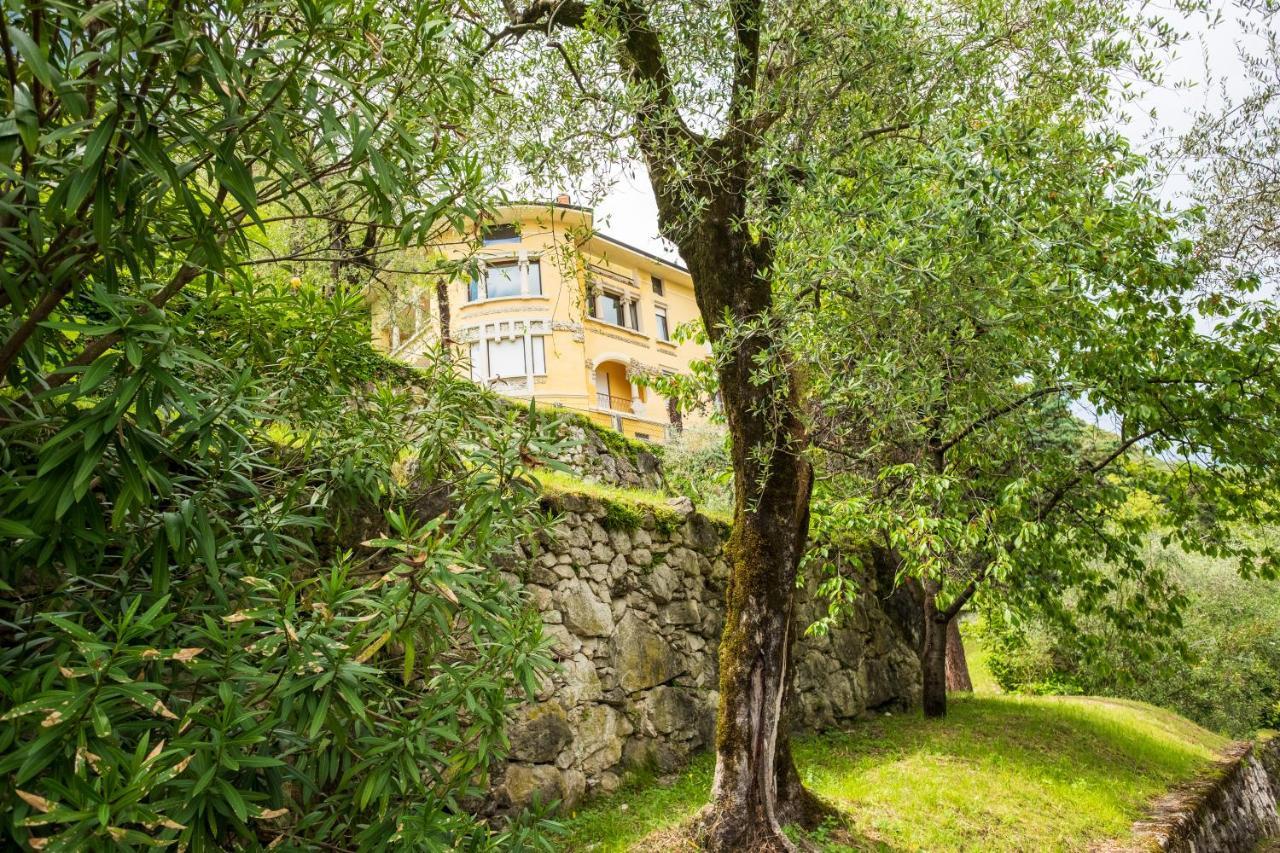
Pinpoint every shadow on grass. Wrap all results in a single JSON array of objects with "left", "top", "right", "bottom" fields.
[{"left": 559, "top": 695, "right": 1225, "bottom": 852}]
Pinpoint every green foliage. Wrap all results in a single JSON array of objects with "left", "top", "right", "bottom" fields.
[
  {"left": 782, "top": 26, "right": 1280, "bottom": 658},
  {"left": 0, "top": 283, "right": 564, "bottom": 849},
  {"left": 982, "top": 536, "right": 1280, "bottom": 737},
  {"left": 1177, "top": 3, "right": 1279, "bottom": 289},
  {"left": 0, "top": 0, "right": 494, "bottom": 398},
  {"left": 560, "top": 695, "right": 1226, "bottom": 852},
  {"left": 659, "top": 425, "right": 734, "bottom": 517},
  {"left": 0, "top": 3, "right": 565, "bottom": 845}
]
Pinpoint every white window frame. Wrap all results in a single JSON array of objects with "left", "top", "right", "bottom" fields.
[{"left": 654, "top": 305, "right": 670, "bottom": 341}]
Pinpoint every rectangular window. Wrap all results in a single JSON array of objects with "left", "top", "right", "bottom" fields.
[
  {"left": 486, "top": 261, "right": 521, "bottom": 299},
  {"left": 651, "top": 275, "right": 664, "bottom": 296},
  {"left": 599, "top": 291, "right": 623, "bottom": 326},
  {"left": 528, "top": 336, "right": 546, "bottom": 374},
  {"left": 482, "top": 223, "right": 520, "bottom": 245},
  {"left": 487, "top": 337, "right": 525, "bottom": 378},
  {"left": 469, "top": 335, "right": 547, "bottom": 380},
  {"left": 526, "top": 260, "right": 542, "bottom": 295},
  {"left": 655, "top": 306, "right": 670, "bottom": 341},
  {"left": 628, "top": 300, "right": 639, "bottom": 331},
  {"left": 473, "top": 261, "right": 539, "bottom": 301}
]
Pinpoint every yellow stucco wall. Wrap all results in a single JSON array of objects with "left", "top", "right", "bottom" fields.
[{"left": 368, "top": 203, "right": 713, "bottom": 443}]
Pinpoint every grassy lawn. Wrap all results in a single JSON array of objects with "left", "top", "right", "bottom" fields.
[
  {"left": 958, "top": 618, "right": 1000, "bottom": 695},
  {"left": 559, "top": 694, "right": 1228, "bottom": 852}
]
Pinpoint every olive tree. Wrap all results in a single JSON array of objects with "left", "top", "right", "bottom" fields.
[
  {"left": 1180, "top": 0, "right": 1279, "bottom": 290},
  {"left": 477, "top": 0, "right": 1163, "bottom": 846}
]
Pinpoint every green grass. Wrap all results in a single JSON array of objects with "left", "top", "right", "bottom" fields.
[
  {"left": 960, "top": 617, "right": 1000, "bottom": 695},
  {"left": 535, "top": 468, "right": 732, "bottom": 527},
  {"left": 560, "top": 695, "right": 1229, "bottom": 852}
]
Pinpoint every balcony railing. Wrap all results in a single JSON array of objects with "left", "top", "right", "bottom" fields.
[{"left": 596, "top": 392, "right": 633, "bottom": 413}]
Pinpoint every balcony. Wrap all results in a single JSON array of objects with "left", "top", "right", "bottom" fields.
[{"left": 595, "top": 391, "right": 633, "bottom": 413}]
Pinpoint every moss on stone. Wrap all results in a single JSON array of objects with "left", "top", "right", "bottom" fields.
[
  {"left": 561, "top": 409, "right": 657, "bottom": 462},
  {"left": 536, "top": 469, "right": 723, "bottom": 530},
  {"left": 602, "top": 499, "right": 646, "bottom": 532},
  {"left": 653, "top": 510, "right": 684, "bottom": 537}
]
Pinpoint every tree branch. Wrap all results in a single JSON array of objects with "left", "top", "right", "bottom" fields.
[{"left": 937, "top": 385, "right": 1070, "bottom": 457}]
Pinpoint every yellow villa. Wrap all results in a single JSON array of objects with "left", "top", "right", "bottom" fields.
[{"left": 369, "top": 200, "right": 711, "bottom": 442}]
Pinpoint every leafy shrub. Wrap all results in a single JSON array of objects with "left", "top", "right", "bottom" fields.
[
  {"left": 982, "top": 537, "right": 1280, "bottom": 737},
  {"left": 659, "top": 424, "right": 733, "bottom": 516},
  {"left": 0, "top": 284, "right": 565, "bottom": 850}
]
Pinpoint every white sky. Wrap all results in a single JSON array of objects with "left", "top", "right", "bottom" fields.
[{"left": 580, "top": 4, "right": 1262, "bottom": 262}]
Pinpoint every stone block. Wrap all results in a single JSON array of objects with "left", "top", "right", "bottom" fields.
[
  {"left": 662, "top": 599, "right": 701, "bottom": 626},
  {"left": 646, "top": 562, "right": 678, "bottom": 603},
  {"left": 574, "top": 705, "right": 626, "bottom": 774},
  {"left": 543, "top": 623, "right": 580, "bottom": 657},
  {"left": 561, "top": 579, "right": 614, "bottom": 638},
  {"left": 608, "top": 527, "right": 633, "bottom": 555},
  {"left": 559, "top": 654, "right": 603, "bottom": 705},
  {"left": 612, "top": 611, "right": 684, "bottom": 692},
  {"left": 508, "top": 704, "right": 572, "bottom": 763},
  {"left": 500, "top": 764, "right": 564, "bottom": 810},
  {"left": 646, "top": 685, "right": 700, "bottom": 736}
]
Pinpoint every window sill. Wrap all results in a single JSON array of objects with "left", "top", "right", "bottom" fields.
[
  {"left": 484, "top": 375, "right": 549, "bottom": 386},
  {"left": 585, "top": 317, "right": 650, "bottom": 340},
  {"left": 463, "top": 294, "right": 550, "bottom": 307}
]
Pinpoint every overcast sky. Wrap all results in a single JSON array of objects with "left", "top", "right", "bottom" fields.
[{"left": 581, "top": 4, "right": 1260, "bottom": 263}]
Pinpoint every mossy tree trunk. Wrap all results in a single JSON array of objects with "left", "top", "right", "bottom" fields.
[
  {"left": 665, "top": 202, "right": 818, "bottom": 850},
  {"left": 509, "top": 1, "right": 824, "bottom": 845}
]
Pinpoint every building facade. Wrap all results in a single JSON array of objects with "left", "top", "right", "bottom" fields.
[{"left": 369, "top": 202, "right": 710, "bottom": 442}]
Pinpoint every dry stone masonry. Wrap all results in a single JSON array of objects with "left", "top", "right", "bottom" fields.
[
  {"left": 1127, "top": 734, "right": 1280, "bottom": 853},
  {"left": 491, "top": 490, "right": 921, "bottom": 812},
  {"left": 548, "top": 420, "right": 664, "bottom": 490}
]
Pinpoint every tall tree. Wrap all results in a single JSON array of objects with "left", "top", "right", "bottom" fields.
[
  {"left": 1180, "top": 0, "right": 1279, "bottom": 290},
  {"left": 793, "top": 105, "right": 1280, "bottom": 717},
  {"left": 481, "top": 0, "right": 1160, "bottom": 845}
]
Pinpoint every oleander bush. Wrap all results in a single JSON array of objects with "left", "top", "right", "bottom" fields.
[{"left": 0, "top": 283, "right": 565, "bottom": 850}]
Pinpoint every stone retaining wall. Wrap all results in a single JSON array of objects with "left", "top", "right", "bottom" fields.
[
  {"left": 1128, "top": 734, "right": 1280, "bottom": 852},
  {"left": 490, "top": 490, "right": 921, "bottom": 812},
  {"left": 551, "top": 422, "right": 664, "bottom": 490}
]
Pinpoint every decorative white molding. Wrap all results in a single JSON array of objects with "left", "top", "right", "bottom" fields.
[{"left": 458, "top": 316, "right": 552, "bottom": 344}]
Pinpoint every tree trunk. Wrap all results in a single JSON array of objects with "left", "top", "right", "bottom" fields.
[
  {"left": 945, "top": 617, "right": 973, "bottom": 693},
  {"left": 435, "top": 279, "right": 452, "bottom": 345},
  {"left": 668, "top": 209, "right": 817, "bottom": 851},
  {"left": 921, "top": 581, "right": 949, "bottom": 718},
  {"left": 772, "top": 598, "right": 829, "bottom": 830},
  {"left": 697, "top": 358, "right": 814, "bottom": 850}
]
